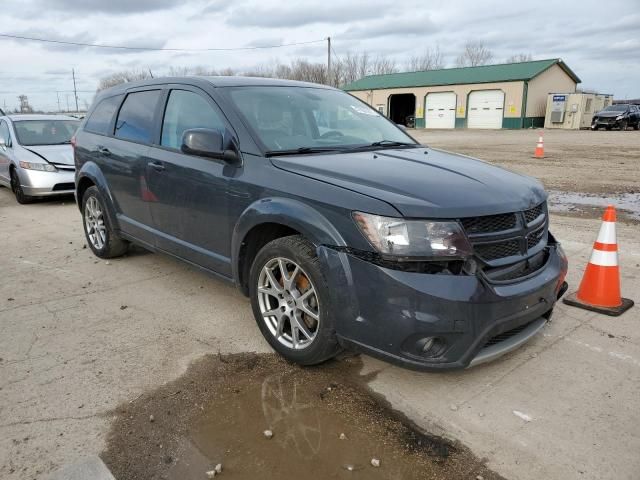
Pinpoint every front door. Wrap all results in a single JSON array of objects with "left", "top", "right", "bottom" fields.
[
  {"left": 145, "top": 87, "right": 233, "bottom": 276},
  {"left": 0, "top": 120, "right": 12, "bottom": 185}
]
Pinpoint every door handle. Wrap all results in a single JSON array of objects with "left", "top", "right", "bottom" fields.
[
  {"left": 97, "top": 146, "right": 111, "bottom": 156},
  {"left": 148, "top": 161, "right": 165, "bottom": 172}
]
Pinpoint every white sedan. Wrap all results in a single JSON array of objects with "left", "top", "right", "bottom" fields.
[{"left": 0, "top": 114, "right": 79, "bottom": 204}]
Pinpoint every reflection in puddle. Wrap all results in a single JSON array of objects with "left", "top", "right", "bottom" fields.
[
  {"left": 548, "top": 190, "right": 640, "bottom": 220},
  {"left": 103, "top": 354, "right": 501, "bottom": 480}
]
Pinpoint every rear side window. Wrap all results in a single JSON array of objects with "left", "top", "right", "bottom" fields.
[
  {"left": 84, "top": 96, "right": 121, "bottom": 135},
  {"left": 115, "top": 90, "right": 161, "bottom": 144},
  {"left": 161, "top": 90, "right": 225, "bottom": 149}
]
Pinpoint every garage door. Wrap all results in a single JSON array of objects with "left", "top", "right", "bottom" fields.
[
  {"left": 468, "top": 90, "right": 504, "bottom": 129},
  {"left": 425, "top": 92, "right": 456, "bottom": 129}
]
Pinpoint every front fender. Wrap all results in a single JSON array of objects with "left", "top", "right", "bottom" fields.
[
  {"left": 76, "top": 162, "right": 120, "bottom": 231},
  {"left": 231, "top": 197, "right": 348, "bottom": 285}
]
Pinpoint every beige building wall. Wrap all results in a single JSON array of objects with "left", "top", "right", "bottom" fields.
[
  {"left": 349, "top": 81, "right": 526, "bottom": 122},
  {"left": 526, "top": 64, "right": 577, "bottom": 118}
]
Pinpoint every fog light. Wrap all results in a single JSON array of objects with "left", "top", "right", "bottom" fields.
[{"left": 416, "top": 337, "right": 446, "bottom": 358}]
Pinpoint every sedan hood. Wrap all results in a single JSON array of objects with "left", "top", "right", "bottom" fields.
[
  {"left": 21, "top": 144, "right": 74, "bottom": 166},
  {"left": 594, "top": 111, "right": 625, "bottom": 118},
  {"left": 271, "top": 147, "right": 546, "bottom": 218}
]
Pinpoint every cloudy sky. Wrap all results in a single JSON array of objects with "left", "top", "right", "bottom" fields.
[{"left": 1, "top": 0, "right": 638, "bottom": 112}]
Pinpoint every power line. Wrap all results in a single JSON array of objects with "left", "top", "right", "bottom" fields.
[{"left": 0, "top": 33, "right": 326, "bottom": 52}]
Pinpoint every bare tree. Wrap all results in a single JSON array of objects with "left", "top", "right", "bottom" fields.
[
  {"left": 506, "top": 53, "right": 533, "bottom": 63},
  {"left": 370, "top": 55, "right": 398, "bottom": 75},
  {"left": 406, "top": 46, "right": 445, "bottom": 71},
  {"left": 97, "top": 69, "right": 152, "bottom": 91},
  {"left": 455, "top": 41, "right": 493, "bottom": 67}
]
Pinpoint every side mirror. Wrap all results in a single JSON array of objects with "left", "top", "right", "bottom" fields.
[{"left": 181, "top": 128, "right": 239, "bottom": 164}]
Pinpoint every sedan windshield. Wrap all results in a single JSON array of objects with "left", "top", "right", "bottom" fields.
[
  {"left": 224, "top": 86, "right": 417, "bottom": 153},
  {"left": 602, "top": 105, "right": 627, "bottom": 112},
  {"left": 13, "top": 120, "right": 79, "bottom": 146}
]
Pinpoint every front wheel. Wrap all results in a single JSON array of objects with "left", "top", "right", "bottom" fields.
[
  {"left": 249, "top": 235, "right": 341, "bottom": 366},
  {"left": 10, "top": 168, "right": 35, "bottom": 204},
  {"left": 82, "top": 186, "right": 128, "bottom": 258}
]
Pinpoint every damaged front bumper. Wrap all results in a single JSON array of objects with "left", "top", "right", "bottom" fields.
[{"left": 317, "top": 238, "right": 568, "bottom": 371}]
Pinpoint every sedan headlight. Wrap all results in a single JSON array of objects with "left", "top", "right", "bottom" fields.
[
  {"left": 615, "top": 115, "right": 624, "bottom": 120},
  {"left": 19, "top": 161, "right": 57, "bottom": 172},
  {"left": 353, "top": 212, "right": 473, "bottom": 259}
]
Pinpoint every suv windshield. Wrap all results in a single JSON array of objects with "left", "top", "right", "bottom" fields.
[
  {"left": 224, "top": 86, "right": 416, "bottom": 153},
  {"left": 602, "top": 105, "right": 627, "bottom": 112},
  {"left": 13, "top": 119, "right": 79, "bottom": 146}
]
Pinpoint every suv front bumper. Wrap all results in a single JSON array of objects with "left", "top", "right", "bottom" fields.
[{"left": 319, "top": 241, "right": 568, "bottom": 371}]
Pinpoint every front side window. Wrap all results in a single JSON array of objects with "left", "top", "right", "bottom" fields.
[
  {"left": 13, "top": 120, "right": 79, "bottom": 146},
  {"left": 161, "top": 90, "right": 225, "bottom": 149},
  {"left": 223, "top": 86, "right": 414, "bottom": 152},
  {"left": 85, "top": 95, "right": 121, "bottom": 135},
  {"left": 115, "top": 90, "right": 161, "bottom": 144}
]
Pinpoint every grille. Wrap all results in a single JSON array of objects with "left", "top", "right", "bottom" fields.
[
  {"left": 475, "top": 240, "right": 520, "bottom": 261},
  {"left": 527, "top": 226, "right": 546, "bottom": 250},
  {"left": 524, "top": 204, "right": 544, "bottom": 224},
  {"left": 483, "top": 321, "right": 534, "bottom": 348},
  {"left": 52, "top": 183, "right": 75, "bottom": 191},
  {"left": 460, "top": 212, "right": 516, "bottom": 235}
]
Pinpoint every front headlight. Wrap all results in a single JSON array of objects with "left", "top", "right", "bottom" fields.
[
  {"left": 615, "top": 115, "right": 624, "bottom": 120},
  {"left": 19, "top": 161, "right": 57, "bottom": 172},
  {"left": 353, "top": 212, "right": 473, "bottom": 259}
]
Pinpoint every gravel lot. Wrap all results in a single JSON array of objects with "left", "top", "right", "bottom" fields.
[
  {"left": 413, "top": 129, "right": 640, "bottom": 195},
  {"left": 1, "top": 129, "right": 639, "bottom": 480}
]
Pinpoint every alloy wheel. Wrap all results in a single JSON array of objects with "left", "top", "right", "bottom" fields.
[
  {"left": 257, "top": 257, "right": 320, "bottom": 350},
  {"left": 84, "top": 196, "right": 107, "bottom": 250}
]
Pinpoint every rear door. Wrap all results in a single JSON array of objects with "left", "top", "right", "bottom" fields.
[
  {"left": 98, "top": 89, "right": 162, "bottom": 243},
  {"left": 144, "top": 86, "right": 233, "bottom": 275}
]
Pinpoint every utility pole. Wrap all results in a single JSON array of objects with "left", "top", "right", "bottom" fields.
[
  {"left": 56, "top": 92, "right": 61, "bottom": 113},
  {"left": 66, "top": 94, "right": 70, "bottom": 112},
  {"left": 327, "top": 36, "right": 331, "bottom": 86},
  {"left": 72, "top": 68, "right": 79, "bottom": 112}
]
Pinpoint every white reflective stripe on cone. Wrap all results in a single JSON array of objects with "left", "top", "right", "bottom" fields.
[
  {"left": 589, "top": 249, "right": 618, "bottom": 267},
  {"left": 596, "top": 221, "right": 617, "bottom": 244}
]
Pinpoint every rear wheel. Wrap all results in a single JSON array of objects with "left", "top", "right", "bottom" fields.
[
  {"left": 10, "top": 168, "right": 35, "bottom": 204},
  {"left": 82, "top": 186, "right": 128, "bottom": 258},
  {"left": 249, "top": 235, "right": 340, "bottom": 365}
]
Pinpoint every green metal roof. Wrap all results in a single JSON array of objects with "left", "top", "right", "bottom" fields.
[{"left": 342, "top": 59, "right": 580, "bottom": 91}]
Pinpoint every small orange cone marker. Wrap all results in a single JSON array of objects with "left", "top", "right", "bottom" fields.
[
  {"left": 533, "top": 131, "right": 545, "bottom": 158},
  {"left": 563, "top": 205, "right": 634, "bottom": 316}
]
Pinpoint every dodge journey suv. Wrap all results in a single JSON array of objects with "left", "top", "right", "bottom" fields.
[{"left": 73, "top": 77, "right": 568, "bottom": 370}]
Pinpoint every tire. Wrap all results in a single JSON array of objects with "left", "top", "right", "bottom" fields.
[
  {"left": 633, "top": 122, "right": 639, "bottom": 131},
  {"left": 82, "top": 186, "right": 128, "bottom": 258},
  {"left": 249, "top": 235, "right": 341, "bottom": 366},
  {"left": 620, "top": 121, "right": 628, "bottom": 131},
  {"left": 10, "top": 168, "right": 35, "bottom": 204}
]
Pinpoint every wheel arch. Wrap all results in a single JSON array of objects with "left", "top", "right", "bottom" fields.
[
  {"left": 76, "top": 162, "right": 120, "bottom": 230},
  {"left": 232, "top": 197, "right": 348, "bottom": 295}
]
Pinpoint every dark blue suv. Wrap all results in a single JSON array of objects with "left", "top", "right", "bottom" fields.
[{"left": 73, "top": 77, "right": 568, "bottom": 370}]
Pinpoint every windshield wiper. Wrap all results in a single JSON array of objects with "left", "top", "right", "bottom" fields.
[
  {"left": 265, "top": 146, "right": 347, "bottom": 157},
  {"left": 369, "top": 140, "right": 419, "bottom": 148},
  {"left": 49, "top": 140, "right": 72, "bottom": 145}
]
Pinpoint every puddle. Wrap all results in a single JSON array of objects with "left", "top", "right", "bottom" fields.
[
  {"left": 548, "top": 190, "right": 640, "bottom": 221},
  {"left": 102, "top": 353, "right": 503, "bottom": 480}
]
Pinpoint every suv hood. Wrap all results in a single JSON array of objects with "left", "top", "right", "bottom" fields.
[
  {"left": 20, "top": 144, "right": 74, "bottom": 166},
  {"left": 271, "top": 147, "right": 546, "bottom": 218}
]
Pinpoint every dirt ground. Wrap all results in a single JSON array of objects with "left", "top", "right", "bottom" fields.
[
  {"left": 102, "top": 353, "right": 503, "bottom": 480},
  {"left": 412, "top": 129, "right": 640, "bottom": 195}
]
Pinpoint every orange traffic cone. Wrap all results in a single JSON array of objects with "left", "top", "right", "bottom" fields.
[
  {"left": 533, "top": 132, "right": 545, "bottom": 158},
  {"left": 563, "top": 205, "right": 634, "bottom": 316}
]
